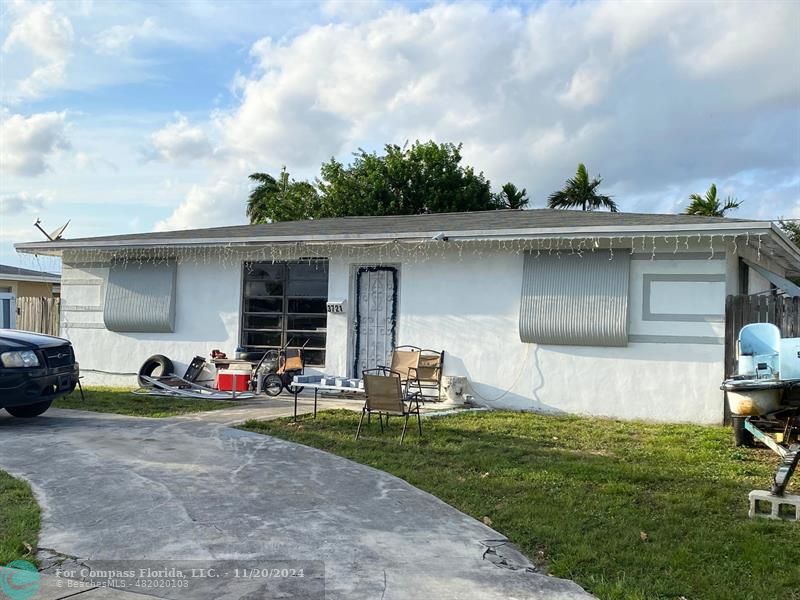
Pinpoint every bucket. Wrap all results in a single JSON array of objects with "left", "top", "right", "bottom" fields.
[{"left": 737, "top": 355, "right": 755, "bottom": 377}]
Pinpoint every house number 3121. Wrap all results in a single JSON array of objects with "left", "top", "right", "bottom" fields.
[{"left": 326, "top": 302, "right": 345, "bottom": 314}]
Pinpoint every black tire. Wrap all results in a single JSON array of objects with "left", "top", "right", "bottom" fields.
[
  {"left": 6, "top": 400, "right": 53, "bottom": 418},
  {"left": 263, "top": 374, "right": 284, "bottom": 397},
  {"left": 138, "top": 355, "right": 174, "bottom": 387},
  {"left": 732, "top": 416, "right": 754, "bottom": 447},
  {"left": 287, "top": 385, "right": 305, "bottom": 395}
]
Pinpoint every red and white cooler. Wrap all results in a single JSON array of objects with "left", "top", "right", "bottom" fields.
[{"left": 216, "top": 369, "right": 251, "bottom": 392}]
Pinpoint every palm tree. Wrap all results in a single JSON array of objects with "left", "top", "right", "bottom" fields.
[
  {"left": 497, "top": 182, "right": 529, "bottom": 209},
  {"left": 246, "top": 171, "right": 281, "bottom": 224},
  {"left": 685, "top": 184, "right": 742, "bottom": 217},
  {"left": 247, "top": 167, "right": 321, "bottom": 223},
  {"left": 547, "top": 163, "right": 618, "bottom": 212}
]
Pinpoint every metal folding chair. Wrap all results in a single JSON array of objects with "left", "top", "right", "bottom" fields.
[
  {"left": 379, "top": 346, "right": 420, "bottom": 395},
  {"left": 409, "top": 349, "right": 444, "bottom": 401},
  {"left": 356, "top": 368, "right": 422, "bottom": 444}
]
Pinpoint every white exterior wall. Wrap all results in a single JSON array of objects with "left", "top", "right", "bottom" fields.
[
  {"left": 327, "top": 247, "right": 728, "bottom": 424},
  {"left": 61, "top": 259, "right": 241, "bottom": 386},
  {"left": 61, "top": 239, "right": 790, "bottom": 424}
]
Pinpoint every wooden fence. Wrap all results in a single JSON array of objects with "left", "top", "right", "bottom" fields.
[
  {"left": 16, "top": 297, "right": 61, "bottom": 337},
  {"left": 724, "top": 294, "right": 800, "bottom": 422}
]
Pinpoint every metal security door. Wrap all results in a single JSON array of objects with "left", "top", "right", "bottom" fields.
[
  {"left": 0, "top": 293, "right": 16, "bottom": 329},
  {"left": 353, "top": 267, "right": 397, "bottom": 377}
]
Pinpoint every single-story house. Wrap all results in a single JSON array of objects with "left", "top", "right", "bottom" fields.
[
  {"left": 0, "top": 264, "right": 61, "bottom": 298},
  {"left": 16, "top": 209, "right": 800, "bottom": 424},
  {"left": 0, "top": 264, "right": 61, "bottom": 329}
]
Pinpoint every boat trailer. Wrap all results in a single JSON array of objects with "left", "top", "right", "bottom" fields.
[
  {"left": 743, "top": 407, "right": 800, "bottom": 497},
  {"left": 721, "top": 323, "right": 800, "bottom": 520}
]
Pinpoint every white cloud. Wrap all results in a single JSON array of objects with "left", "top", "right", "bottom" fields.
[
  {"left": 154, "top": 174, "right": 248, "bottom": 232},
  {"left": 0, "top": 191, "right": 50, "bottom": 216},
  {"left": 2, "top": 2, "right": 73, "bottom": 62},
  {"left": 91, "top": 17, "right": 188, "bottom": 56},
  {"left": 558, "top": 65, "right": 609, "bottom": 109},
  {"left": 144, "top": 114, "right": 215, "bottom": 164},
  {"left": 0, "top": 226, "right": 33, "bottom": 240},
  {"left": 156, "top": 0, "right": 800, "bottom": 229},
  {"left": 320, "top": 0, "right": 385, "bottom": 21},
  {"left": 75, "top": 151, "right": 118, "bottom": 171},
  {"left": 0, "top": 111, "right": 71, "bottom": 176},
  {"left": 2, "top": 1, "right": 74, "bottom": 99}
]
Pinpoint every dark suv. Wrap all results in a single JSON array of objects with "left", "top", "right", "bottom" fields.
[{"left": 0, "top": 330, "right": 79, "bottom": 417}]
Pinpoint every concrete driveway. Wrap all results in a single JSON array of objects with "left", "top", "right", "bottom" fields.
[{"left": 0, "top": 408, "right": 592, "bottom": 600}]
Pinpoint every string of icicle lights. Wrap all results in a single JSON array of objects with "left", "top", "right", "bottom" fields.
[{"left": 48, "top": 232, "right": 770, "bottom": 269}]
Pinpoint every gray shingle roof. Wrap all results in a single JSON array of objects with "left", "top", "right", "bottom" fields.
[
  {"left": 16, "top": 209, "right": 760, "bottom": 247},
  {"left": 0, "top": 264, "right": 60, "bottom": 280}
]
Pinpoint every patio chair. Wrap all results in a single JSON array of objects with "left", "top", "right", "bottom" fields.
[
  {"left": 409, "top": 349, "right": 444, "bottom": 402},
  {"left": 356, "top": 368, "right": 422, "bottom": 444},
  {"left": 279, "top": 348, "right": 304, "bottom": 374},
  {"left": 379, "top": 346, "right": 420, "bottom": 393}
]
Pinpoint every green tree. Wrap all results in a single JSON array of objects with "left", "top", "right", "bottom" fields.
[
  {"left": 779, "top": 218, "right": 800, "bottom": 248},
  {"left": 547, "top": 163, "right": 618, "bottom": 212},
  {"left": 246, "top": 167, "right": 320, "bottom": 224},
  {"left": 315, "top": 141, "right": 501, "bottom": 217},
  {"left": 496, "top": 182, "right": 529, "bottom": 209},
  {"left": 246, "top": 141, "right": 534, "bottom": 222},
  {"left": 684, "top": 184, "right": 742, "bottom": 217}
]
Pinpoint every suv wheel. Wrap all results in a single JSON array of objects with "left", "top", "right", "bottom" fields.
[{"left": 6, "top": 400, "right": 53, "bottom": 418}]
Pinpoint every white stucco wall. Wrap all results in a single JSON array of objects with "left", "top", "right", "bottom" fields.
[
  {"left": 61, "top": 238, "right": 790, "bottom": 424},
  {"left": 61, "top": 259, "right": 241, "bottom": 386},
  {"left": 327, "top": 246, "right": 728, "bottom": 424}
]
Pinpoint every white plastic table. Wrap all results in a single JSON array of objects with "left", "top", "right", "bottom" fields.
[{"left": 291, "top": 378, "right": 365, "bottom": 421}]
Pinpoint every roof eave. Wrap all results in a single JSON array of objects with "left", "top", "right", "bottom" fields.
[
  {"left": 0, "top": 273, "right": 60, "bottom": 283},
  {"left": 14, "top": 220, "right": 778, "bottom": 256},
  {"left": 768, "top": 222, "right": 800, "bottom": 276}
]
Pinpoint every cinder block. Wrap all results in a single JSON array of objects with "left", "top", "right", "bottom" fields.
[{"left": 749, "top": 490, "right": 800, "bottom": 521}]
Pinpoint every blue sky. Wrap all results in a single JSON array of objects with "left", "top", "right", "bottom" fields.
[{"left": 1, "top": 0, "right": 798, "bottom": 271}]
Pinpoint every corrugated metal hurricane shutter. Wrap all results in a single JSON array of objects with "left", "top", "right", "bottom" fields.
[
  {"left": 104, "top": 262, "right": 177, "bottom": 332},
  {"left": 519, "top": 251, "right": 629, "bottom": 346}
]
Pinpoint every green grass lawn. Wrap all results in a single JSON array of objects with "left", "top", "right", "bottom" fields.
[
  {"left": 240, "top": 410, "right": 800, "bottom": 600},
  {"left": 54, "top": 387, "right": 232, "bottom": 418},
  {"left": 0, "top": 471, "right": 39, "bottom": 565}
]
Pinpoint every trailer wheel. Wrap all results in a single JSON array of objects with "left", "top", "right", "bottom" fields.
[{"left": 732, "top": 416, "right": 754, "bottom": 447}]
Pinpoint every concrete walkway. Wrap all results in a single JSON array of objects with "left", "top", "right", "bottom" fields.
[
  {"left": 0, "top": 408, "right": 592, "bottom": 599},
  {"left": 173, "top": 392, "right": 465, "bottom": 426},
  {"left": 171, "top": 394, "right": 363, "bottom": 426}
]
